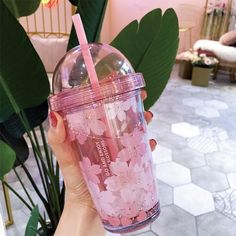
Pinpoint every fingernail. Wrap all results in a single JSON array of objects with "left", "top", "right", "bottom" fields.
[
  {"left": 151, "top": 139, "right": 157, "bottom": 146},
  {"left": 49, "top": 112, "right": 57, "bottom": 128},
  {"left": 148, "top": 111, "right": 153, "bottom": 118}
]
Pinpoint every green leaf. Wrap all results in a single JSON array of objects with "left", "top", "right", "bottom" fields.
[
  {"left": 3, "top": 100, "right": 48, "bottom": 138},
  {"left": 3, "top": 0, "right": 41, "bottom": 18},
  {"left": 25, "top": 205, "right": 40, "bottom": 236},
  {"left": 111, "top": 8, "right": 179, "bottom": 109},
  {"left": 0, "top": 140, "right": 16, "bottom": 180},
  {"left": 0, "top": 1, "right": 50, "bottom": 122},
  {"left": 0, "top": 124, "right": 29, "bottom": 167},
  {"left": 67, "top": 0, "right": 108, "bottom": 50}
]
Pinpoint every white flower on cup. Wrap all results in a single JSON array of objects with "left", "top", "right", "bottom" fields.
[
  {"left": 105, "top": 97, "right": 136, "bottom": 122},
  {"left": 67, "top": 108, "right": 106, "bottom": 144}
]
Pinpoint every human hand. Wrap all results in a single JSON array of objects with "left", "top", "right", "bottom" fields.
[{"left": 47, "top": 90, "right": 157, "bottom": 209}]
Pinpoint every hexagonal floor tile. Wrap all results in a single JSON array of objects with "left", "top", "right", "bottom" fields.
[
  {"left": 184, "top": 114, "right": 212, "bottom": 128},
  {"left": 106, "top": 232, "right": 121, "bottom": 236},
  {"left": 157, "top": 132, "right": 187, "bottom": 150},
  {"left": 206, "top": 152, "right": 236, "bottom": 173},
  {"left": 128, "top": 224, "right": 151, "bottom": 235},
  {"left": 171, "top": 122, "right": 200, "bottom": 138},
  {"left": 172, "top": 148, "right": 206, "bottom": 169},
  {"left": 195, "top": 107, "right": 220, "bottom": 118},
  {"left": 134, "top": 232, "right": 157, "bottom": 236},
  {"left": 156, "top": 162, "right": 191, "bottom": 187},
  {"left": 219, "top": 140, "right": 236, "bottom": 156},
  {"left": 174, "top": 183, "right": 215, "bottom": 216},
  {"left": 158, "top": 112, "right": 184, "bottom": 125},
  {"left": 197, "top": 212, "right": 236, "bottom": 236},
  {"left": 152, "top": 145, "right": 172, "bottom": 164},
  {"left": 205, "top": 100, "right": 228, "bottom": 110},
  {"left": 213, "top": 188, "right": 236, "bottom": 221},
  {"left": 151, "top": 205, "right": 197, "bottom": 236},
  {"left": 191, "top": 166, "right": 229, "bottom": 192},
  {"left": 228, "top": 173, "right": 236, "bottom": 189},
  {"left": 182, "top": 97, "right": 204, "bottom": 107},
  {"left": 156, "top": 180, "right": 173, "bottom": 207},
  {"left": 202, "top": 126, "right": 228, "bottom": 142},
  {"left": 188, "top": 136, "right": 217, "bottom": 154}
]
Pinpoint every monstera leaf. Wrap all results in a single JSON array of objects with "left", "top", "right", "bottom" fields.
[
  {"left": 111, "top": 9, "right": 179, "bottom": 110},
  {"left": 3, "top": 0, "right": 41, "bottom": 18},
  {"left": 67, "top": 0, "right": 108, "bottom": 50},
  {"left": 0, "top": 124, "right": 29, "bottom": 166},
  {"left": 0, "top": 140, "right": 16, "bottom": 180},
  {"left": 0, "top": 1, "right": 50, "bottom": 136}
]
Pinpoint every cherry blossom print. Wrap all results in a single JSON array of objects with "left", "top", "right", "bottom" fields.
[
  {"left": 105, "top": 161, "right": 143, "bottom": 191},
  {"left": 117, "top": 128, "right": 146, "bottom": 164},
  {"left": 107, "top": 216, "right": 120, "bottom": 226},
  {"left": 121, "top": 216, "right": 132, "bottom": 226},
  {"left": 66, "top": 108, "right": 106, "bottom": 144},
  {"left": 136, "top": 211, "right": 147, "bottom": 222},
  {"left": 104, "top": 160, "right": 157, "bottom": 216},
  {"left": 105, "top": 97, "right": 136, "bottom": 122},
  {"left": 79, "top": 157, "right": 102, "bottom": 184},
  {"left": 142, "top": 191, "right": 157, "bottom": 211},
  {"left": 88, "top": 182, "right": 116, "bottom": 216}
]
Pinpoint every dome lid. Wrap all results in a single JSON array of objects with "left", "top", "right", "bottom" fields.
[{"left": 49, "top": 43, "right": 145, "bottom": 111}]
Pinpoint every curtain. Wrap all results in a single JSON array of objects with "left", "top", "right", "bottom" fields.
[
  {"left": 201, "top": 0, "right": 232, "bottom": 40},
  {"left": 228, "top": 0, "right": 236, "bottom": 30}
]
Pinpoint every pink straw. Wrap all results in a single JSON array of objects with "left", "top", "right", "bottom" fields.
[{"left": 72, "top": 14, "right": 99, "bottom": 89}]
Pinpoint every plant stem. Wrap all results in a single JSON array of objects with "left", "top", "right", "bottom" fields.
[
  {"left": 31, "top": 146, "right": 49, "bottom": 200},
  {"left": 21, "top": 164, "right": 50, "bottom": 210},
  {"left": 13, "top": 168, "right": 35, "bottom": 207},
  {"left": 2, "top": 181, "right": 32, "bottom": 211},
  {"left": 3, "top": 180, "right": 48, "bottom": 233},
  {"left": 0, "top": 77, "right": 62, "bottom": 228},
  {"left": 39, "top": 124, "right": 53, "bottom": 172}
]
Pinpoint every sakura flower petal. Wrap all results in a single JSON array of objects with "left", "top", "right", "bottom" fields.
[
  {"left": 76, "top": 131, "right": 88, "bottom": 144},
  {"left": 89, "top": 120, "right": 106, "bottom": 135},
  {"left": 117, "top": 110, "right": 126, "bottom": 122},
  {"left": 80, "top": 157, "right": 102, "bottom": 184},
  {"left": 104, "top": 176, "right": 121, "bottom": 191},
  {"left": 136, "top": 211, "right": 147, "bottom": 222},
  {"left": 117, "top": 148, "right": 131, "bottom": 162},
  {"left": 110, "top": 160, "right": 129, "bottom": 175},
  {"left": 108, "top": 217, "right": 120, "bottom": 226},
  {"left": 121, "top": 217, "right": 132, "bottom": 226}
]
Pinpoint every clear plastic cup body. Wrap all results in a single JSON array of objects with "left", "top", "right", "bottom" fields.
[
  {"left": 49, "top": 43, "right": 160, "bottom": 233},
  {"left": 58, "top": 89, "right": 160, "bottom": 233}
]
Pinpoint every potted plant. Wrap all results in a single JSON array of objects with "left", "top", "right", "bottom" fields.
[
  {"left": 0, "top": 1, "right": 179, "bottom": 235},
  {"left": 191, "top": 52, "right": 219, "bottom": 87},
  {"left": 176, "top": 50, "right": 194, "bottom": 80}
]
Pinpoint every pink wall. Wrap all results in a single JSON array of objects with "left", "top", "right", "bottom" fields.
[{"left": 101, "top": 0, "right": 207, "bottom": 52}]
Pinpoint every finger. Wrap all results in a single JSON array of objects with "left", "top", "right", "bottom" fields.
[
  {"left": 149, "top": 139, "right": 157, "bottom": 151},
  {"left": 144, "top": 111, "right": 153, "bottom": 124},
  {"left": 141, "top": 90, "right": 147, "bottom": 101},
  {"left": 47, "top": 112, "right": 79, "bottom": 169}
]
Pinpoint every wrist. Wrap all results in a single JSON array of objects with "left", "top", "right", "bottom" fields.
[
  {"left": 64, "top": 191, "right": 95, "bottom": 210},
  {"left": 55, "top": 197, "right": 104, "bottom": 236}
]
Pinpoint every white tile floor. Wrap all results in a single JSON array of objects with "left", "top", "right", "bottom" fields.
[{"left": 1, "top": 65, "right": 236, "bottom": 236}]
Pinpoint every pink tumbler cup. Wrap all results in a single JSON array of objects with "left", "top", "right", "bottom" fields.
[{"left": 49, "top": 43, "right": 160, "bottom": 233}]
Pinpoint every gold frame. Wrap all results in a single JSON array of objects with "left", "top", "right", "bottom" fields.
[
  {"left": 2, "top": 177, "right": 14, "bottom": 227},
  {"left": 21, "top": 0, "right": 76, "bottom": 38}
]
